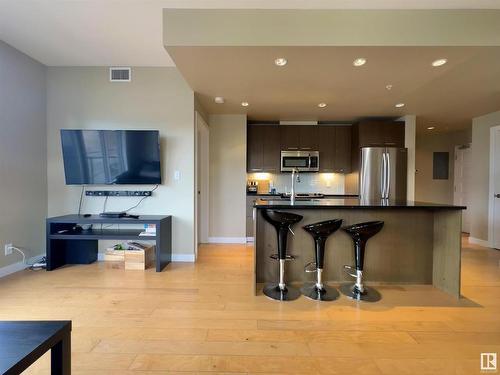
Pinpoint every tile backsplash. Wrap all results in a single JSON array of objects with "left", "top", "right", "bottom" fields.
[{"left": 247, "top": 172, "right": 345, "bottom": 194}]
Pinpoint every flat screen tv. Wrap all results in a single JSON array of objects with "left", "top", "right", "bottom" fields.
[{"left": 61, "top": 129, "right": 161, "bottom": 185}]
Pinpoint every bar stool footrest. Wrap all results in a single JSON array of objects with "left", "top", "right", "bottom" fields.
[
  {"left": 343, "top": 265, "right": 358, "bottom": 278},
  {"left": 304, "top": 261, "right": 317, "bottom": 273},
  {"left": 270, "top": 254, "right": 295, "bottom": 261}
]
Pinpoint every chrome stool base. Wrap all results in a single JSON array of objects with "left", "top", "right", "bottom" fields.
[
  {"left": 300, "top": 282, "right": 339, "bottom": 301},
  {"left": 339, "top": 283, "right": 381, "bottom": 302},
  {"left": 263, "top": 283, "right": 301, "bottom": 301}
]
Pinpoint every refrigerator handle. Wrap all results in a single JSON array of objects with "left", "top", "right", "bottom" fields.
[
  {"left": 385, "top": 151, "right": 391, "bottom": 199},
  {"left": 381, "top": 152, "right": 387, "bottom": 199}
]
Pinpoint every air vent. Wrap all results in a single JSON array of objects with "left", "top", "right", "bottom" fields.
[{"left": 109, "top": 67, "right": 131, "bottom": 82}]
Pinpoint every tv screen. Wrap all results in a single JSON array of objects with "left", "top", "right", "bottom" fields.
[{"left": 61, "top": 129, "right": 161, "bottom": 185}]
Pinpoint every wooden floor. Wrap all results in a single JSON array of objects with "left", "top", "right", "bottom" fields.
[{"left": 1, "top": 237, "right": 499, "bottom": 374}]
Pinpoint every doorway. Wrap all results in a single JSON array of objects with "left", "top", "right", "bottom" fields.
[
  {"left": 454, "top": 144, "right": 471, "bottom": 233},
  {"left": 195, "top": 111, "right": 210, "bottom": 254},
  {"left": 489, "top": 125, "right": 500, "bottom": 249}
]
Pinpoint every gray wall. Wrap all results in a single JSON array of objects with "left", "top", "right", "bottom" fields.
[
  {"left": 208, "top": 114, "right": 246, "bottom": 240},
  {"left": 471, "top": 110, "right": 500, "bottom": 241},
  {"left": 46, "top": 67, "right": 196, "bottom": 257},
  {"left": 0, "top": 41, "right": 47, "bottom": 268},
  {"left": 415, "top": 128, "right": 472, "bottom": 204}
]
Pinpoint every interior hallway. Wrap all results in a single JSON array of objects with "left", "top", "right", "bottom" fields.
[{"left": 0, "top": 238, "right": 499, "bottom": 374}]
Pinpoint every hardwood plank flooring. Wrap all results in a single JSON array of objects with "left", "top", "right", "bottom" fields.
[{"left": 0, "top": 238, "right": 499, "bottom": 374}]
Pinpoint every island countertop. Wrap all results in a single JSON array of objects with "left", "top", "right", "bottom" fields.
[{"left": 254, "top": 198, "right": 466, "bottom": 210}]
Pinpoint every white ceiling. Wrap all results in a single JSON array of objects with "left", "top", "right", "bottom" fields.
[{"left": 1, "top": 0, "right": 500, "bottom": 66}]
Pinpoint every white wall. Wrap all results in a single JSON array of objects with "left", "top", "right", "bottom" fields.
[
  {"left": 0, "top": 41, "right": 47, "bottom": 269},
  {"left": 208, "top": 114, "right": 247, "bottom": 241},
  {"left": 470, "top": 110, "right": 500, "bottom": 242},
  {"left": 47, "top": 67, "right": 196, "bottom": 257}
]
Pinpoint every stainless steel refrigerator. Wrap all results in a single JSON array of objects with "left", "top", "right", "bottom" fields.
[{"left": 359, "top": 147, "right": 408, "bottom": 200}]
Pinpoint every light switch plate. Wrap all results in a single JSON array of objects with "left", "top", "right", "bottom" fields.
[{"left": 174, "top": 170, "right": 181, "bottom": 181}]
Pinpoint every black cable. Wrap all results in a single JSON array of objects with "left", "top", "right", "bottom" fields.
[
  {"left": 78, "top": 185, "right": 85, "bottom": 215},
  {"left": 103, "top": 196, "right": 109, "bottom": 213},
  {"left": 123, "top": 185, "right": 159, "bottom": 213}
]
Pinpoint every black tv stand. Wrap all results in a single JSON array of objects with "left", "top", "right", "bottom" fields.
[{"left": 46, "top": 214, "right": 172, "bottom": 272}]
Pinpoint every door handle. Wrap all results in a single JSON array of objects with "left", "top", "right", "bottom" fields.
[{"left": 495, "top": 194, "right": 500, "bottom": 198}]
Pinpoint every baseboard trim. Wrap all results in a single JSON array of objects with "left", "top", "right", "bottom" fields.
[
  {"left": 171, "top": 254, "right": 195, "bottom": 262},
  {"left": 0, "top": 255, "right": 44, "bottom": 278},
  {"left": 98, "top": 253, "right": 195, "bottom": 262},
  {"left": 208, "top": 237, "right": 247, "bottom": 244},
  {"left": 469, "top": 237, "right": 492, "bottom": 248}
]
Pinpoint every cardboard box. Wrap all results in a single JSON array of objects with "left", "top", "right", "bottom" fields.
[
  {"left": 125, "top": 246, "right": 155, "bottom": 270},
  {"left": 104, "top": 249, "right": 125, "bottom": 262}
]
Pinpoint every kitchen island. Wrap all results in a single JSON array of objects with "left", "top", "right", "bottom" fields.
[{"left": 253, "top": 198, "right": 465, "bottom": 298}]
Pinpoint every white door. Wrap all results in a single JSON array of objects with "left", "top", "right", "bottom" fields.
[
  {"left": 491, "top": 127, "right": 500, "bottom": 249},
  {"left": 454, "top": 145, "right": 471, "bottom": 233},
  {"left": 195, "top": 112, "right": 210, "bottom": 246}
]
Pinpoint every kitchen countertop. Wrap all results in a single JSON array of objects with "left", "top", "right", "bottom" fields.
[
  {"left": 254, "top": 198, "right": 466, "bottom": 210},
  {"left": 247, "top": 193, "right": 359, "bottom": 197}
]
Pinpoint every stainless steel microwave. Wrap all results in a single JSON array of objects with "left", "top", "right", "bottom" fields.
[{"left": 281, "top": 150, "right": 319, "bottom": 172}]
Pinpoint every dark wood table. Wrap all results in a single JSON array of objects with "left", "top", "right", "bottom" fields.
[{"left": 0, "top": 321, "right": 71, "bottom": 375}]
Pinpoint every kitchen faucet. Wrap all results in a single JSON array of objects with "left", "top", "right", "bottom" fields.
[{"left": 290, "top": 168, "right": 300, "bottom": 205}]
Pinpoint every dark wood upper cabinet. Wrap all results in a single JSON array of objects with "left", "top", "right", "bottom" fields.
[
  {"left": 382, "top": 121, "right": 405, "bottom": 146},
  {"left": 333, "top": 126, "right": 352, "bottom": 173},
  {"left": 318, "top": 126, "right": 335, "bottom": 172},
  {"left": 317, "top": 125, "right": 351, "bottom": 173},
  {"left": 357, "top": 120, "right": 405, "bottom": 148},
  {"left": 248, "top": 124, "right": 353, "bottom": 174},
  {"left": 247, "top": 125, "right": 263, "bottom": 172},
  {"left": 262, "top": 125, "right": 280, "bottom": 172},
  {"left": 298, "top": 126, "right": 318, "bottom": 150},
  {"left": 280, "top": 126, "right": 300, "bottom": 150},
  {"left": 280, "top": 125, "right": 318, "bottom": 150},
  {"left": 247, "top": 124, "right": 280, "bottom": 172}
]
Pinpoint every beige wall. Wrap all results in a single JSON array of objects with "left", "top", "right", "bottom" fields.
[
  {"left": 470, "top": 110, "right": 500, "bottom": 241},
  {"left": 47, "top": 67, "right": 196, "bottom": 258},
  {"left": 208, "top": 114, "right": 247, "bottom": 240},
  {"left": 403, "top": 115, "right": 417, "bottom": 201},
  {"left": 415, "top": 128, "right": 471, "bottom": 204},
  {"left": 0, "top": 41, "right": 47, "bottom": 268}
]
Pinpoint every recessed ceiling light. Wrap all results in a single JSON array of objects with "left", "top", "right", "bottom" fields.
[
  {"left": 318, "top": 103, "right": 327, "bottom": 108},
  {"left": 395, "top": 103, "right": 405, "bottom": 108},
  {"left": 353, "top": 58, "right": 367, "bottom": 67},
  {"left": 274, "top": 58, "right": 287, "bottom": 67},
  {"left": 427, "top": 126, "right": 436, "bottom": 130},
  {"left": 214, "top": 96, "right": 225, "bottom": 104},
  {"left": 241, "top": 101, "right": 249, "bottom": 107},
  {"left": 432, "top": 58, "right": 447, "bottom": 67},
  {"left": 385, "top": 84, "right": 393, "bottom": 90}
]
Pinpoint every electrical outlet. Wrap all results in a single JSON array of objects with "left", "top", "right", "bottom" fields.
[{"left": 4, "top": 243, "right": 12, "bottom": 256}]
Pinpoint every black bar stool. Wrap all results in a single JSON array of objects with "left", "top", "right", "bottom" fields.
[
  {"left": 301, "top": 219, "right": 343, "bottom": 301},
  {"left": 262, "top": 209, "right": 303, "bottom": 301},
  {"left": 340, "top": 221, "right": 384, "bottom": 302}
]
